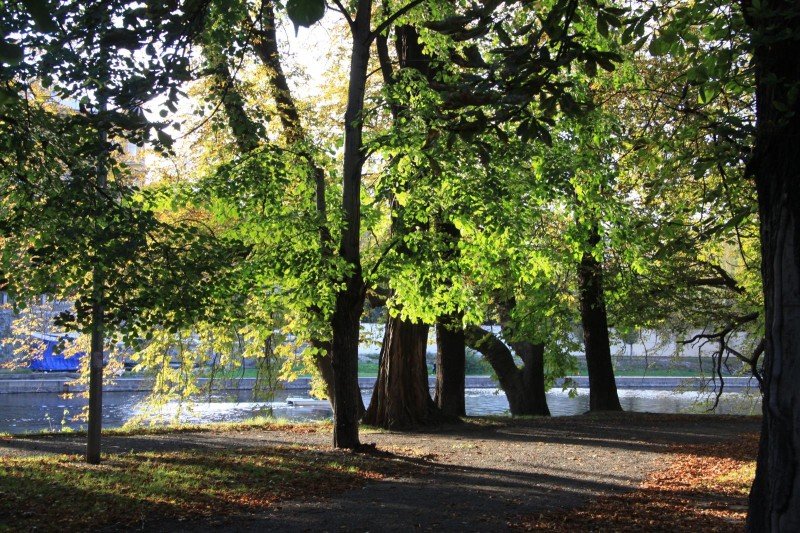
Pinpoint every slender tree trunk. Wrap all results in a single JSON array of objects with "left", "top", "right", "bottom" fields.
[
  {"left": 465, "top": 325, "right": 547, "bottom": 415},
  {"left": 330, "top": 0, "right": 373, "bottom": 449},
  {"left": 435, "top": 316, "right": 466, "bottom": 417},
  {"left": 578, "top": 225, "right": 622, "bottom": 412},
  {"left": 86, "top": 288, "right": 104, "bottom": 464},
  {"left": 745, "top": 2, "right": 800, "bottom": 529},
  {"left": 363, "top": 315, "right": 437, "bottom": 428},
  {"left": 86, "top": 86, "right": 108, "bottom": 465},
  {"left": 204, "top": 49, "right": 261, "bottom": 154},
  {"left": 252, "top": 2, "right": 304, "bottom": 145},
  {"left": 330, "top": 270, "right": 364, "bottom": 448}
]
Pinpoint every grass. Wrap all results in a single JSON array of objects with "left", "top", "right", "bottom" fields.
[
  {"left": 7, "top": 416, "right": 331, "bottom": 439},
  {"left": 714, "top": 462, "right": 756, "bottom": 495},
  {"left": 0, "top": 416, "right": 759, "bottom": 531},
  {"left": 0, "top": 443, "right": 397, "bottom": 531},
  {"left": 573, "top": 367, "right": 735, "bottom": 378},
  {"left": 109, "top": 416, "right": 330, "bottom": 437}
]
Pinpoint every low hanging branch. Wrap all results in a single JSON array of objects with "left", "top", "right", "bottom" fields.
[{"left": 679, "top": 311, "right": 762, "bottom": 409}]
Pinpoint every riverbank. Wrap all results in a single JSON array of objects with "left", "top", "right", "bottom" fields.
[
  {"left": 0, "top": 413, "right": 760, "bottom": 531},
  {"left": 0, "top": 374, "right": 760, "bottom": 394}
]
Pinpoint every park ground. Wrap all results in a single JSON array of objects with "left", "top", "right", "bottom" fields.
[{"left": 0, "top": 412, "right": 759, "bottom": 532}]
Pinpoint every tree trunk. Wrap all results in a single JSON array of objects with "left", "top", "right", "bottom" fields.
[
  {"left": 330, "top": 270, "right": 364, "bottom": 448},
  {"left": 432, "top": 215, "right": 466, "bottom": 417},
  {"left": 497, "top": 299, "right": 550, "bottom": 416},
  {"left": 435, "top": 316, "right": 466, "bottom": 417},
  {"left": 204, "top": 47, "right": 261, "bottom": 154},
  {"left": 86, "top": 294, "right": 104, "bottom": 464},
  {"left": 310, "top": 338, "right": 364, "bottom": 414},
  {"left": 86, "top": 83, "right": 108, "bottom": 465},
  {"left": 252, "top": 2, "right": 305, "bottom": 146},
  {"left": 745, "top": 2, "right": 800, "bottom": 529},
  {"left": 362, "top": 25, "right": 445, "bottom": 427},
  {"left": 329, "top": 0, "right": 373, "bottom": 449},
  {"left": 513, "top": 340, "right": 550, "bottom": 416},
  {"left": 578, "top": 225, "right": 622, "bottom": 412},
  {"left": 363, "top": 315, "right": 438, "bottom": 428},
  {"left": 464, "top": 325, "right": 547, "bottom": 416}
]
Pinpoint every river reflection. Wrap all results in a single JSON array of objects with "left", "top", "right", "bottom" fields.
[{"left": 0, "top": 386, "right": 761, "bottom": 435}]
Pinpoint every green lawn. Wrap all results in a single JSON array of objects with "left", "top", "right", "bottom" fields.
[
  {"left": 576, "top": 368, "right": 718, "bottom": 378},
  {"left": 0, "top": 437, "right": 394, "bottom": 530}
]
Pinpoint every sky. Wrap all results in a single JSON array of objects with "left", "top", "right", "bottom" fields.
[{"left": 139, "top": 8, "right": 347, "bottom": 181}]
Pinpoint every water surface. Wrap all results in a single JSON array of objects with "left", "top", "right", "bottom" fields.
[{"left": 0, "top": 386, "right": 761, "bottom": 435}]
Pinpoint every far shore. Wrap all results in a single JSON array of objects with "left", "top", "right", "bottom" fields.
[{"left": 0, "top": 373, "right": 761, "bottom": 394}]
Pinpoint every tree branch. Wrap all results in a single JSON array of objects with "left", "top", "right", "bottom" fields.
[
  {"left": 328, "top": 0, "right": 354, "bottom": 28},
  {"left": 371, "top": 0, "right": 426, "bottom": 40}
]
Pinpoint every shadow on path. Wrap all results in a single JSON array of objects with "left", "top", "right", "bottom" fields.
[{"left": 0, "top": 412, "right": 760, "bottom": 532}]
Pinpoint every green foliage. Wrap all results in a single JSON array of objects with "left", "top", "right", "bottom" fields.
[
  {"left": 0, "top": 0, "right": 766, "bottom": 412},
  {"left": 285, "top": 0, "right": 326, "bottom": 31}
]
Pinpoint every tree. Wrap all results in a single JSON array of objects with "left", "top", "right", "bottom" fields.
[
  {"left": 577, "top": 223, "right": 622, "bottom": 411},
  {"left": 282, "top": 0, "right": 441, "bottom": 448},
  {"left": 197, "top": 0, "right": 342, "bottom": 404},
  {"left": 743, "top": 1, "right": 800, "bottom": 529},
  {"left": 358, "top": 0, "right": 630, "bottom": 421},
  {"left": 362, "top": 25, "right": 445, "bottom": 429},
  {"left": 0, "top": 0, "right": 203, "bottom": 463}
]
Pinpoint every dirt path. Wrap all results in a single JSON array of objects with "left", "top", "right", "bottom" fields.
[{"left": 0, "top": 413, "right": 760, "bottom": 531}]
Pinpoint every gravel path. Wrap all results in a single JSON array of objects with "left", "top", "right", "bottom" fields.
[{"left": 0, "top": 413, "right": 760, "bottom": 532}]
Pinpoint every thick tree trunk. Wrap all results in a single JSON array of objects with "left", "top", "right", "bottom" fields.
[
  {"left": 512, "top": 341, "right": 550, "bottom": 416},
  {"left": 464, "top": 325, "right": 548, "bottom": 416},
  {"left": 435, "top": 315, "right": 466, "bottom": 417},
  {"left": 329, "top": 0, "right": 373, "bottom": 449},
  {"left": 363, "top": 26, "right": 445, "bottom": 426},
  {"left": 363, "top": 315, "right": 438, "bottom": 428},
  {"left": 497, "top": 300, "right": 550, "bottom": 416},
  {"left": 746, "top": 3, "right": 800, "bottom": 529},
  {"left": 432, "top": 217, "right": 466, "bottom": 417},
  {"left": 578, "top": 226, "right": 622, "bottom": 412}
]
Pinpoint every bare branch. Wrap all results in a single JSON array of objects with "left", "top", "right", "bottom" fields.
[
  {"left": 679, "top": 312, "right": 759, "bottom": 345},
  {"left": 328, "top": 0, "right": 354, "bottom": 28}
]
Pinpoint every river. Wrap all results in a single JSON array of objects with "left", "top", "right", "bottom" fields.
[{"left": 0, "top": 386, "right": 761, "bottom": 434}]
